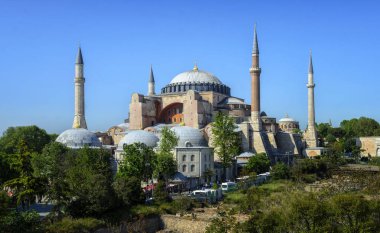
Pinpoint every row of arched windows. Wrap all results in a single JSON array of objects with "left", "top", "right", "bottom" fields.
[
  {"left": 182, "top": 154, "right": 195, "bottom": 162},
  {"left": 161, "top": 83, "right": 231, "bottom": 95},
  {"left": 182, "top": 164, "right": 195, "bottom": 172}
]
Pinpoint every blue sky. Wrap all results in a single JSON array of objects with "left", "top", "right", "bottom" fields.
[{"left": 0, "top": 0, "right": 379, "bottom": 134}]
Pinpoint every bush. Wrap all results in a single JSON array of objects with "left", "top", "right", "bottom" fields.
[
  {"left": 271, "top": 163, "right": 290, "bottom": 180},
  {"left": 172, "top": 197, "right": 194, "bottom": 213},
  {"left": 113, "top": 176, "right": 145, "bottom": 207},
  {"left": 130, "top": 205, "right": 160, "bottom": 218},
  {"left": 245, "top": 153, "right": 270, "bottom": 174},
  {"left": 45, "top": 217, "right": 105, "bottom": 233},
  {"left": 0, "top": 210, "right": 42, "bottom": 233},
  {"left": 153, "top": 180, "right": 170, "bottom": 203}
]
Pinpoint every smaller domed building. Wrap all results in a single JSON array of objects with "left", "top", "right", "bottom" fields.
[
  {"left": 171, "top": 126, "right": 214, "bottom": 188},
  {"left": 56, "top": 128, "right": 101, "bottom": 149},
  {"left": 115, "top": 130, "right": 159, "bottom": 162},
  {"left": 278, "top": 114, "right": 300, "bottom": 133}
]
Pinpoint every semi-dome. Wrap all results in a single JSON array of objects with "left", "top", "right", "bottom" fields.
[
  {"left": 117, "top": 130, "right": 159, "bottom": 150},
  {"left": 170, "top": 66, "right": 222, "bottom": 85},
  {"left": 171, "top": 126, "right": 207, "bottom": 147},
  {"left": 56, "top": 128, "right": 101, "bottom": 148}
]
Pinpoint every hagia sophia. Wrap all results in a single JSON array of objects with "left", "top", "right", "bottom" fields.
[{"left": 56, "top": 27, "right": 323, "bottom": 186}]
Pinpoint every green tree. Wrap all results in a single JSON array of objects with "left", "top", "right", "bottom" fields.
[
  {"left": 112, "top": 176, "right": 145, "bottom": 207},
  {"left": 119, "top": 143, "right": 156, "bottom": 182},
  {"left": 341, "top": 117, "right": 380, "bottom": 138},
  {"left": 211, "top": 112, "right": 241, "bottom": 181},
  {"left": 65, "top": 147, "right": 115, "bottom": 217},
  {"left": 0, "top": 126, "right": 52, "bottom": 208},
  {"left": 245, "top": 153, "right": 270, "bottom": 174},
  {"left": 316, "top": 122, "right": 332, "bottom": 139},
  {"left": 31, "top": 142, "right": 70, "bottom": 214},
  {"left": 155, "top": 127, "right": 178, "bottom": 181}
]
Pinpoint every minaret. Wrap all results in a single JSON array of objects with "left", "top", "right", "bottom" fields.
[
  {"left": 250, "top": 25, "right": 262, "bottom": 131},
  {"left": 72, "top": 47, "right": 88, "bottom": 129},
  {"left": 305, "top": 51, "right": 318, "bottom": 147},
  {"left": 148, "top": 65, "right": 155, "bottom": 96}
]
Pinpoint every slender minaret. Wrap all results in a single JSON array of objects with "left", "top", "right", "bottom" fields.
[
  {"left": 72, "top": 47, "right": 87, "bottom": 129},
  {"left": 250, "top": 25, "right": 262, "bottom": 131},
  {"left": 305, "top": 51, "right": 318, "bottom": 147},
  {"left": 148, "top": 65, "right": 155, "bottom": 96}
]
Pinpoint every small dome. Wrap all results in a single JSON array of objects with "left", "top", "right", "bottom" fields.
[
  {"left": 260, "top": 111, "right": 267, "bottom": 117},
  {"left": 279, "top": 114, "right": 297, "bottom": 123},
  {"left": 56, "top": 128, "right": 101, "bottom": 148},
  {"left": 225, "top": 97, "right": 245, "bottom": 105},
  {"left": 170, "top": 67, "right": 222, "bottom": 85},
  {"left": 171, "top": 126, "right": 207, "bottom": 147},
  {"left": 279, "top": 117, "right": 297, "bottom": 123},
  {"left": 117, "top": 130, "right": 159, "bottom": 150},
  {"left": 117, "top": 122, "right": 129, "bottom": 130}
]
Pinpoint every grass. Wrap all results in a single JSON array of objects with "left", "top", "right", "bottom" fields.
[
  {"left": 224, "top": 191, "right": 246, "bottom": 204},
  {"left": 258, "top": 180, "right": 294, "bottom": 193}
]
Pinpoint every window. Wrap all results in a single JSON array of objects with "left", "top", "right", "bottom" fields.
[
  {"left": 182, "top": 155, "right": 186, "bottom": 162},
  {"left": 191, "top": 165, "right": 195, "bottom": 172},
  {"left": 182, "top": 165, "right": 187, "bottom": 172},
  {"left": 191, "top": 154, "right": 195, "bottom": 161}
]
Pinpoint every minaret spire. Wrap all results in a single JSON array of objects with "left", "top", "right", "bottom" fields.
[
  {"left": 253, "top": 24, "right": 259, "bottom": 55},
  {"left": 309, "top": 50, "right": 313, "bottom": 74},
  {"left": 148, "top": 65, "right": 156, "bottom": 96},
  {"left": 76, "top": 47, "right": 84, "bottom": 64},
  {"left": 250, "top": 24, "right": 262, "bottom": 131},
  {"left": 305, "top": 50, "right": 317, "bottom": 147},
  {"left": 72, "top": 47, "right": 87, "bottom": 129}
]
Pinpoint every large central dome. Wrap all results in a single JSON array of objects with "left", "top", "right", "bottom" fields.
[
  {"left": 161, "top": 65, "right": 230, "bottom": 96},
  {"left": 170, "top": 65, "right": 222, "bottom": 85}
]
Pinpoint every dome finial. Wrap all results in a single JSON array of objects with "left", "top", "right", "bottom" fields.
[{"left": 193, "top": 62, "right": 198, "bottom": 71}]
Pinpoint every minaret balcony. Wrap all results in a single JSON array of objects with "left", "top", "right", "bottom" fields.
[
  {"left": 249, "top": 67, "right": 261, "bottom": 73},
  {"left": 307, "top": 84, "right": 315, "bottom": 88}
]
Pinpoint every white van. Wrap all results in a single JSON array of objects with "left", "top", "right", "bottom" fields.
[{"left": 221, "top": 182, "right": 237, "bottom": 192}]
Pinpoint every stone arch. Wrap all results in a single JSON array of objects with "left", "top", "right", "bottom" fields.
[{"left": 158, "top": 102, "right": 184, "bottom": 124}]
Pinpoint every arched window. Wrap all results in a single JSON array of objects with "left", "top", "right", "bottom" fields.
[
  {"left": 191, "top": 165, "right": 195, "bottom": 172},
  {"left": 182, "top": 165, "right": 187, "bottom": 172},
  {"left": 182, "top": 155, "right": 186, "bottom": 162},
  {"left": 191, "top": 154, "right": 195, "bottom": 161}
]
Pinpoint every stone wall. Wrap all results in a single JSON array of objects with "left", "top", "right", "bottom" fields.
[{"left": 356, "top": 137, "right": 380, "bottom": 157}]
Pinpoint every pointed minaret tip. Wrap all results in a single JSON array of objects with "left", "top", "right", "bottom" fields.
[
  {"left": 76, "top": 47, "right": 84, "bottom": 64},
  {"left": 252, "top": 24, "right": 259, "bottom": 55},
  {"left": 309, "top": 50, "right": 313, "bottom": 74},
  {"left": 149, "top": 65, "right": 155, "bottom": 83}
]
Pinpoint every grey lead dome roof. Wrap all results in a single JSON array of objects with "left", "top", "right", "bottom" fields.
[
  {"left": 117, "top": 130, "right": 159, "bottom": 150},
  {"left": 170, "top": 68, "right": 222, "bottom": 85},
  {"left": 171, "top": 126, "right": 207, "bottom": 147},
  {"left": 56, "top": 128, "right": 101, "bottom": 148}
]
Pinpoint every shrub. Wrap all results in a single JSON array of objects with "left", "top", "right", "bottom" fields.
[
  {"left": 130, "top": 205, "right": 160, "bottom": 218},
  {"left": 0, "top": 210, "right": 42, "bottom": 233},
  {"left": 271, "top": 163, "right": 290, "bottom": 180},
  {"left": 45, "top": 217, "right": 105, "bottom": 233}
]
